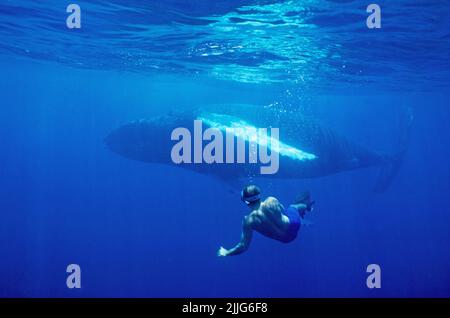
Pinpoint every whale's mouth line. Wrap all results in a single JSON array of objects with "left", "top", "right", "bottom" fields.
[{"left": 197, "top": 112, "right": 317, "bottom": 162}]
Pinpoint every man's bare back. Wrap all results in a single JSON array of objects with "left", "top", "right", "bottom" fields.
[
  {"left": 246, "top": 197, "right": 291, "bottom": 242},
  {"left": 218, "top": 186, "right": 314, "bottom": 257}
]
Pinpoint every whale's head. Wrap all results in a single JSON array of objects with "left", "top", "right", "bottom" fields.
[{"left": 104, "top": 118, "right": 176, "bottom": 163}]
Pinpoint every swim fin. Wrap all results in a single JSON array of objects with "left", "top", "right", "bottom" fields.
[
  {"left": 295, "top": 191, "right": 315, "bottom": 212},
  {"left": 300, "top": 218, "right": 314, "bottom": 227}
]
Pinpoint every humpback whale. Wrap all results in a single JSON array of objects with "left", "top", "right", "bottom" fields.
[{"left": 105, "top": 104, "right": 412, "bottom": 191}]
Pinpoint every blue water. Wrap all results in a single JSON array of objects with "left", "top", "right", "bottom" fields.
[{"left": 0, "top": 0, "right": 449, "bottom": 297}]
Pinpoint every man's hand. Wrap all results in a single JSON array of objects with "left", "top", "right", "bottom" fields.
[{"left": 217, "top": 246, "right": 229, "bottom": 257}]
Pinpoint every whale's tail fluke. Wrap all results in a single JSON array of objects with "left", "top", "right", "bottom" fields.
[{"left": 373, "top": 106, "right": 413, "bottom": 192}]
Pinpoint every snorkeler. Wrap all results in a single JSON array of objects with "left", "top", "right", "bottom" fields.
[{"left": 217, "top": 185, "right": 314, "bottom": 257}]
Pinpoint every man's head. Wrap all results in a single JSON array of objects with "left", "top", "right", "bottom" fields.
[{"left": 241, "top": 185, "right": 262, "bottom": 207}]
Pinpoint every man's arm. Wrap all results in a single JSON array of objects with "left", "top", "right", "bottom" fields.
[{"left": 218, "top": 217, "right": 253, "bottom": 257}]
